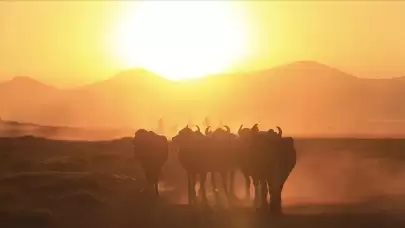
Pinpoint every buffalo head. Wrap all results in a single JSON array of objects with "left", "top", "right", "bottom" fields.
[
  {"left": 251, "top": 124, "right": 259, "bottom": 133},
  {"left": 172, "top": 125, "right": 193, "bottom": 143}
]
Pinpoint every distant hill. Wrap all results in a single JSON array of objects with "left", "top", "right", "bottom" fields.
[
  {"left": 0, "top": 119, "right": 133, "bottom": 140},
  {"left": 0, "top": 76, "right": 59, "bottom": 100},
  {"left": 2, "top": 61, "right": 405, "bottom": 137},
  {"left": 0, "top": 76, "right": 61, "bottom": 125}
]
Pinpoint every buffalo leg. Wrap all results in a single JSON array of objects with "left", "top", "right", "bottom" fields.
[
  {"left": 211, "top": 172, "right": 218, "bottom": 192},
  {"left": 260, "top": 180, "right": 268, "bottom": 210},
  {"left": 211, "top": 172, "right": 221, "bottom": 205},
  {"left": 188, "top": 173, "right": 196, "bottom": 205},
  {"left": 154, "top": 181, "right": 159, "bottom": 196},
  {"left": 229, "top": 170, "right": 236, "bottom": 198},
  {"left": 192, "top": 173, "right": 197, "bottom": 205},
  {"left": 155, "top": 168, "right": 162, "bottom": 196},
  {"left": 243, "top": 172, "right": 251, "bottom": 201},
  {"left": 269, "top": 184, "right": 283, "bottom": 215},
  {"left": 252, "top": 177, "right": 260, "bottom": 209},
  {"left": 200, "top": 172, "right": 208, "bottom": 205},
  {"left": 220, "top": 172, "right": 229, "bottom": 196},
  {"left": 187, "top": 173, "right": 192, "bottom": 205},
  {"left": 220, "top": 172, "right": 231, "bottom": 207},
  {"left": 268, "top": 170, "right": 284, "bottom": 215},
  {"left": 274, "top": 163, "right": 294, "bottom": 209}
]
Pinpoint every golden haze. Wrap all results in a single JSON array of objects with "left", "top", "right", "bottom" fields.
[
  {"left": 1, "top": 1, "right": 405, "bottom": 85},
  {"left": 110, "top": 1, "right": 249, "bottom": 81},
  {"left": 1, "top": 1, "right": 405, "bottom": 138}
]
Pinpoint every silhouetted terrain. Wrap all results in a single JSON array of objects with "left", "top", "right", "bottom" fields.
[
  {"left": 3, "top": 61, "right": 405, "bottom": 136},
  {"left": 1, "top": 136, "right": 405, "bottom": 227},
  {"left": 0, "top": 120, "right": 133, "bottom": 140}
]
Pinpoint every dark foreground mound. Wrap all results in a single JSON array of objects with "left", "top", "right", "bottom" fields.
[
  {"left": 2, "top": 136, "right": 405, "bottom": 227},
  {"left": 0, "top": 171, "right": 157, "bottom": 228},
  {"left": 0, "top": 171, "right": 405, "bottom": 228}
]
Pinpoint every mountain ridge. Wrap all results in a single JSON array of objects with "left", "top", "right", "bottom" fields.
[
  {"left": 1, "top": 60, "right": 405, "bottom": 137},
  {"left": 1, "top": 61, "right": 403, "bottom": 88}
]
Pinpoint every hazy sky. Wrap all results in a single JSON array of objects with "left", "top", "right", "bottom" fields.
[{"left": 1, "top": 1, "right": 405, "bottom": 87}]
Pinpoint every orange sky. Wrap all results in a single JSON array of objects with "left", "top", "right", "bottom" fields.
[{"left": 1, "top": 1, "right": 405, "bottom": 87}]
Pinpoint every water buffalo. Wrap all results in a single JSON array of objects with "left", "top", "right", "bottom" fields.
[
  {"left": 172, "top": 125, "right": 211, "bottom": 205},
  {"left": 249, "top": 124, "right": 296, "bottom": 214},
  {"left": 205, "top": 126, "right": 238, "bottom": 202},
  {"left": 133, "top": 129, "right": 169, "bottom": 196}
]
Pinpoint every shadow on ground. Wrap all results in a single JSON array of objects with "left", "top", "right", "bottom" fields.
[
  {"left": 2, "top": 137, "right": 405, "bottom": 227},
  {"left": 0, "top": 171, "right": 404, "bottom": 228}
]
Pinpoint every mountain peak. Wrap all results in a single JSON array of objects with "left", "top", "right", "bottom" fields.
[
  {"left": 280, "top": 60, "right": 341, "bottom": 72},
  {"left": 80, "top": 68, "right": 168, "bottom": 92},
  {"left": 10, "top": 76, "right": 39, "bottom": 83},
  {"left": 0, "top": 76, "right": 57, "bottom": 92},
  {"left": 288, "top": 60, "right": 323, "bottom": 65},
  {"left": 114, "top": 68, "right": 163, "bottom": 80},
  {"left": 267, "top": 60, "right": 357, "bottom": 80}
]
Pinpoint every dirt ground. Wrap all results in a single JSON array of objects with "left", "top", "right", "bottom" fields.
[{"left": 1, "top": 137, "right": 405, "bottom": 228}]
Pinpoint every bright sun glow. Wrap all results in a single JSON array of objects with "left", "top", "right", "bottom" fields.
[{"left": 111, "top": 1, "right": 248, "bottom": 81}]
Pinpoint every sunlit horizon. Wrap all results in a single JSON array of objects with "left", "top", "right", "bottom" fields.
[
  {"left": 1, "top": 1, "right": 405, "bottom": 86},
  {"left": 110, "top": 1, "right": 250, "bottom": 81},
  {"left": 1, "top": 2, "right": 405, "bottom": 226},
  {"left": 2, "top": 0, "right": 405, "bottom": 137}
]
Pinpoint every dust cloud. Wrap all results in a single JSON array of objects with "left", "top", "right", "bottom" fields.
[{"left": 160, "top": 140, "right": 405, "bottom": 213}]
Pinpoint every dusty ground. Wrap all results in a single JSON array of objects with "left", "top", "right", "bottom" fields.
[{"left": 1, "top": 136, "right": 405, "bottom": 228}]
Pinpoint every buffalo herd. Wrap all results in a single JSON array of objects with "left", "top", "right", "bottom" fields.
[{"left": 132, "top": 124, "right": 296, "bottom": 215}]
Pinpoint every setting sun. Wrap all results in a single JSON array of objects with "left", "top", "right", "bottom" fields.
[{"left": 111, "top": 1, "right": 249, "bottom": 81}]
